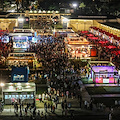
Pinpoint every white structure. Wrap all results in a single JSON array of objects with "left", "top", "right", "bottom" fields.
[{"left": 2, "top": 83, "right": 36, "bottom": 104}]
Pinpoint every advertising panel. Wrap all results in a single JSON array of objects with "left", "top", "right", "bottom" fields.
[{"left": 11, "top": 67, "right": 28, "bottom": 82}]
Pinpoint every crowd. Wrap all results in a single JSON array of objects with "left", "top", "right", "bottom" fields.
[
  {"left": 0, "top": 41, "right": 13, "bottom": 66},
  {"left": 0, "top": 30, "right": 13, "bottom": 61},
  {"left": 13, "top": 100, "right": 38, "bottom": 120},
  {"left": 28, "top": 34, "right": 68, "bottom": 77}
]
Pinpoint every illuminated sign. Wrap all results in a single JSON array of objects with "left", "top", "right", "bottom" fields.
[
  {"left": 13, "top": 74, "right": 24, "bottom": 81},
  {"left": 11, "top": 67, "right": 28, "bottom": 83},
  {"left": 103, "top": 78, "right": 109, "bottom": 83}
]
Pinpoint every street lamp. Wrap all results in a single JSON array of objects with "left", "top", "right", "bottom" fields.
[
  {"left": 72, "top": 3, "right": 78, "bottom": 13},
  {"left": 18, "top": 17, "right": 24, "bottom": 23},
  {"left": 0, "top": 83, "right": 4, "bottom": 101},
  {"left": 18, "top": 17, "right": 24, "bottom": 28},
  {"left": 72, "top": 3, "right": 78, "bottom": 9},
  {"left": 62, "top": 17, "right": 69, "bottom": 29}
]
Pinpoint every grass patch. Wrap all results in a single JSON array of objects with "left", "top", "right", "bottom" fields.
[
  {"left": 36, "top": 100, "right": 52, "bottom": 108},
  {"left": 36, "top": 100, "right": 44, "bottom": 108},
  {"left": 86, "top": 86, "right": 106, "bottom": 95},
  {"left": 36, "top": 85, "right": 48, "bottom": 95},
  {"left": 81, "top": 78, "right": 93, "bottom": 84},
  {"left": 104, "top": 87, "right": 120, "bottom": 92}
]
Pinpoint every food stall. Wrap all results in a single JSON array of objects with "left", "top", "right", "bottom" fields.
[
  {"left": 7, "top": 52, "right": 36, "bottom": 68},
  {"left": 66, "top": 33, "right": 90, "bottom": 59},
  {"left": 7, "top": 52, "right": 42, "bottom": 68},
  {"left": 13, "top": 36, "right": 29, "bottom": 49},
  {"left": 88, "top": 61, "right": 118, "bottom": 83},
  {"left": 9, "top": 29, "right": 34, "bottom": 51},
  {"left": 2, "top": 83, "right": 35, "bottom": 104}
]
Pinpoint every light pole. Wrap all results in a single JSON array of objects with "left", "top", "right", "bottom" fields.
[
  {"left": 0, "top": 83, "right": 4, "bottom": 101},
  {"left": 72, "top": 3, "right": 78, "bottom": 13},
  {"left": 72, "top": 3, "right": 77, "bottom": 8},
  {"left": 18, "top": 17, "right": 24, "bottom": 28}
]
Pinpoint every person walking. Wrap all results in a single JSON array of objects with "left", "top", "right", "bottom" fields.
[
  {"left": 66, "top": 91, "right": 69, "bottom": 98},
  {"left": 39, "top": 94, "right": 42, "bottom": 102},
  {"left": 25, "top": 107, "right": 27, "bottom": 116},
  {"left": 44, "top": 102, "right": 47, "bottom": 113}
]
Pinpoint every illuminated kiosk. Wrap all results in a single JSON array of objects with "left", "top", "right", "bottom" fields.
[
  {"left": 9, "top": 29, "right": 34, "bottom": 52},
  {"left": 88, "top": 61, "right": 118, "bottom": 83},
  {"left": 2, "top": 83, "right": 35, "bottom": 104},
  {"left": 66, "top": 33, "right": 91, "bottom": 59},
  {"left": 7, "top": 52, "right": 37, "bottom": 68},
  {"left": 13, "top": 36, "right": 29, "bottom": 49}
]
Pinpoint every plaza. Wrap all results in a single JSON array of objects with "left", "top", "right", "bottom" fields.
[{"left": 0, "top": 1, "right": 120, "bottom": 119}]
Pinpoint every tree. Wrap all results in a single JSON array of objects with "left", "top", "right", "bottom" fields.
[
  {"left": 79, "top": 2, "right": 86, "bottom": 9},
  {"left": 79, "top": 2, "right": 86, "bottom": 14}
]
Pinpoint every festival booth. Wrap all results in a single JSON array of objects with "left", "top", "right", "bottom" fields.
[
  {"left": 13, "top": 36, "right": 29, "bottom": 49},
  {"left": 2, "top": 65, "right": 35, "bottom": 105},
  {"left": 7, "top": 52, "right": 36, "bottom": 68},
  {"left": 88, "top": 36, "right": 99, "bottom": 43},
  {"left": 66, "top": 33, "right": 91, "bottom": 59},
  {"left": 7, "top": 52, "right": 42, "bottom": 68},
  {"left": 2, "top": 82, "right": 35, "bottom": 104},
  {"left": 11, "top": 29, "right": 33, "bottom": 36},
  {"left": 9, "top": 29, "right": 34, "bottom": 51},
  {"left": 88, "top": 61, "right": 118, "bottom": 84}
]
